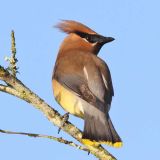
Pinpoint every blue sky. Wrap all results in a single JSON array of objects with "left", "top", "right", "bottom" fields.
[{"left": 0, "top": 0, "right": 160, "bottom": 159}]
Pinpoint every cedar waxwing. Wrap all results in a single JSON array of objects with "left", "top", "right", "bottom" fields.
[{"left": 52, "top": 20, "right": 122, "bottom": 148}]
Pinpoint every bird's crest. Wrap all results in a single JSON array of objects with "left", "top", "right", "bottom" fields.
[{"left": 55, "top": 20, "right": 97, "bottom": 34}]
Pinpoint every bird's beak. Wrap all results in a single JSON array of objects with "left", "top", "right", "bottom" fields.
[{"left": 100, "top": 36, "right": 115, "bottom": 44}]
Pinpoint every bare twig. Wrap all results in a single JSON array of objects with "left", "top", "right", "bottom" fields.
[
  {"left": 0, "top": 84, "right": 21, "bottom": 98},
  {"left": 4, "top": 31, "right": 18, "bottom": 77},
  {"left": 10, "top": 30, "right": 18, "bottom": 76},
  {"left": 0, "top": 129, "right": 88, "bottom": 152}
]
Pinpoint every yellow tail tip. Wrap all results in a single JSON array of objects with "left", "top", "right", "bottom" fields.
[
  {"left": 113, "top": 142, "right": 123, "bottom": 148},
  {"left": 82, "top": 139, "right": 99, "bottom": 146},
  {"left": 82, "top": 139, "right": 123, "bottom": 148}
]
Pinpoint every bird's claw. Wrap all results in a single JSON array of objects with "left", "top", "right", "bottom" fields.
[{"left": 58, "top": 112, "right": 69, "bottom": 134}]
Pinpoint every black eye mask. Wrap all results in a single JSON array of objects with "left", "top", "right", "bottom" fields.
[
  {"left": 75, "top": 31, "right": 114, "bottom": 44},
  {"left": 75, "top": 31, "right": 100, "bottom": 43}
]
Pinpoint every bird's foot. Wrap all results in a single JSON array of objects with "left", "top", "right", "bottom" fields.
[{"left": 58, "top": 112, "right": 69, "bottom": 134}]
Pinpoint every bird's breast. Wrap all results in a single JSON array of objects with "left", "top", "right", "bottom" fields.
[{"left": 52, "top": 79, "right": 84, "bottom": 118}]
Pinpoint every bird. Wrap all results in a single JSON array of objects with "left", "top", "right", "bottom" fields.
[{"left": 52, "top": 20, "right": 122, "bottom": 148}]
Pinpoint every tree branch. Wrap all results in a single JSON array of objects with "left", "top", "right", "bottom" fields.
[
  {"left": 4, "top": 31, "right": 18, "bottom": 77},
  {"left": 0, "top": 84, "right": 21, "bottom": 98},
  {"left": 0, "top": 129, "right": 88, "bottom": 152}
]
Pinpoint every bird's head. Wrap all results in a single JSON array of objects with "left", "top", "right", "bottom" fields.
[{"left": 55, "top": 20, "right": 114, "bottom": 55}]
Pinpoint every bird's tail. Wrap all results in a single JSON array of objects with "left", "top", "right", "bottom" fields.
[{"left": 82, "top": 113, "right": 122, "bottom": 148}]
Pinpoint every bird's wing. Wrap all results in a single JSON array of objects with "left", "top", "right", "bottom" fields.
[
  {"left": 53, "top": 53, "right": 113, "bottom": 111},
  {"left": 93, "top": 56, "right": 114, "bottom": 108}
]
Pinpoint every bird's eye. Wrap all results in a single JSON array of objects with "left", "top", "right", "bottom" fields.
[
  {"left": 85, "top": 35, "right": 96, "bottom": 43},
  {"left": 75, "top": 32, "right": 97, "bottom": 43},
  {"left": 85, "top": 35, "right": 90, "bottom": 41}
]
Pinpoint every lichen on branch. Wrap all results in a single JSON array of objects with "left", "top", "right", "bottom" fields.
[{"left": 4, "top": 30, "right": 18, "bottom": 77}]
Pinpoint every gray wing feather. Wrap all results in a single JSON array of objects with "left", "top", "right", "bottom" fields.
[{"left": 53, "top": 53, "right": 113, "bottom": 111}]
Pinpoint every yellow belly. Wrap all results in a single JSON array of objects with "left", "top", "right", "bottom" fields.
[{"left": 52, "top": 79, "right": 84, "bottom": 118}]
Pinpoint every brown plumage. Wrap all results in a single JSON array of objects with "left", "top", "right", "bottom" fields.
[
  {"left": 52, "top": 20, "right": 122, "bottom": 147},
  {"left": 55, "top": 20, "right": 97, "bottom": 34}
]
